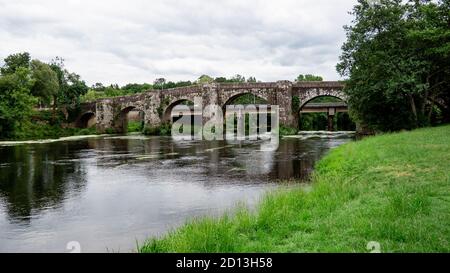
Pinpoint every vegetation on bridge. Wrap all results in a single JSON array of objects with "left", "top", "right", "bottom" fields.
[{"left": 140, "top": 125, "right": 450, "bottom": 253}]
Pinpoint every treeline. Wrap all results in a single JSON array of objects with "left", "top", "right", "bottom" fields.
[
  {"left": 337, "top": 0, "right": 450, "bottom": 131},
  {"left": 80, "top": 74, "right": 261, "bottom": 102}
]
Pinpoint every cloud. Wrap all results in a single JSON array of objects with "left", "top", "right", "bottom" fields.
[{"left": 0, "top": 0, "right": 357, "bottom": 85}]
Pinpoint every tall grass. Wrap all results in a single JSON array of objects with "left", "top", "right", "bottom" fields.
[{"left": 140, "top": 125, "right": 450, "bottom": 253}]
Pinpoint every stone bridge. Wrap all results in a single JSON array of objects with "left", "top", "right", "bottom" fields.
[{"left": 76, "top": 81, "right": 346, "bottom": 133}]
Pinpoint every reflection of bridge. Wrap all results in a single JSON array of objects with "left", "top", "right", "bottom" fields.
[{"left": 77, "top": 81, "right": 347, "bottom": 133}]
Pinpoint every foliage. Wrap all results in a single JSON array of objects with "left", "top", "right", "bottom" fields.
[
  {"left": 292, "top": 96, "right": 300, "bottom": 113},
  {"left": 279, "top": 125, "right": 298, "bottom": 136},
  {"left": 127, "top": 121, "right": 144, "bottom": 133},
  {"left": 295, "top": 74, "right": 323, "bottom": 82},
  {"left": 11, "top": 120, "right": 98, "bottom": 140},
  {"left": 299, "top": 112, "right": 356, "bottom": 131},
  {"left": 337, "top": 0, "right": 450, "bottom": 131},
  {"left": 141, "top": 125, "right": 450, "bottom": 252},
  {"left": 50, "top": 57, "right": 89, "bottom": 120},
  {"left": 30, "top": 59, "right": 59, "bottom": 105},
  {"left": 121, "top": 83, "right": 152, "bottom": 94},
  {"left": 229, "top": 93, "right": 267, "bottom": 105},
  {"left": 0, "top": 52, "right": 31, "bottom": 75},
  {"left": 0, "top": 67, "right": 37, "bottom": 138},
  {"left": 214, "top": 75, "right": 258, "bottom": 83},
  {"left": 197, "top": 75, "right": 214, "bottom": 84},
  {"left": 143, "top": 123, "right": 172, "bottom": 136},
  {"left": 153, "top": 78, "right": 166, "bottom": 89}
]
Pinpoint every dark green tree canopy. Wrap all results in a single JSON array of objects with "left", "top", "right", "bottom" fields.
[
  {"left": 0, "top": 67, "right": 36, "bottom": 138},
  {"left": 337, "top": 0, "right": 450, "bottom": 131},
  {"left": 295, "top": 74, "right": 323, "bottom": 82},
  {"left": 30, "top": 60, "right": 59, "bottom": 104},
  {"left": 0, "top": 52, "right": 31, "bottom": 75}
]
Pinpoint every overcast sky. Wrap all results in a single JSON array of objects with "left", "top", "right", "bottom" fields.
[{"left": 0, "top": 0, "right": 357, "bottom": 86}]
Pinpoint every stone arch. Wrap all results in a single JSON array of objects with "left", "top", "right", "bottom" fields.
[
  {"left": 299, "top": 95, "right": 346, "bottom": 111},
  {"left": 220, "top": 89, "right": 271, "bottom": 109},
  {"left": 76, "top": 111, "right": 96, "bottom": 128},
  {"left": 298, "top": 88, "right": 347, "bottom": 109},
  {"left": 297, "top": 90, "right": 350, "bottom": 132},
  {"left": 222, "top": 92, "right": 270, "bottom": 109},
  {"left": 162, "top": 99, "right": 195, "bottom": 123},
  {"left": 115, "top": 105, "right": 145, "bottom": 133}
]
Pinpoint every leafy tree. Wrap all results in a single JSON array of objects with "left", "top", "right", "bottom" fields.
[
  {"left": 153, "top": 78, "right": 166, "bottom": 90},
  {"left": 0, "top": 67, "right": 36, "bottom": 138},
  {"left": 50, "top": 57, "right": 88, "bottom": 120},
  {"left": 92, "top": 82, "right": 105, "bottom": 91},
  {"left": 173, "top": 81, "right": 193, "bottom": 88},
  {"left": 406, "top": 0, "right": 450, "bottom": 123},
  {"left": 230, "top": 74, "right": 246, "bottom": 83},
  {"left": 30, "top": 60, "right": 59, "bottom": 106},
  {"left": 247, "top": 76, "right": 257, "bottom": 83},
  {"left": 0, "top": 52, "right": 31, "bottom": 75},
  {"left": 337, "top": 0, "right": 449, "bottom": 131},
  {"left": 214, "top": 77, "right": 227, "bottom": 83},
  {"left": 121, "top": 83, "right": 152, "bottom": 94},
  {"left": 196, "top": 75, "right": 214, "bottom": 84},
  {"left": 295, "top": 74, "right": 323, "bottom": 82}
]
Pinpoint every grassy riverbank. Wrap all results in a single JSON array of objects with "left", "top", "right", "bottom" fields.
[{"left": 140, "top": 125, "right": 450, "bottom": 253}]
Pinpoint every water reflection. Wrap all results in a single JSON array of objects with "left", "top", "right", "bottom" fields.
[
  {"left": 0, "top": 143, "right": 88, "bottom": 223},
  {"left": 0, "top": 136, "right": 350, "bottom": 252}
]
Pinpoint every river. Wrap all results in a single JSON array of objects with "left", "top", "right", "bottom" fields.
[{"left": 0, "top": 134, "right": 351, "bottom": 252}]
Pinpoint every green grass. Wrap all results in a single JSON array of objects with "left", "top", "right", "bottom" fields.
[
  {"left": 140, "top": 125, "right": 450, "bottom": 253},
  {"left": 127, "top": 121, "right": 144, "bottom": 133}
]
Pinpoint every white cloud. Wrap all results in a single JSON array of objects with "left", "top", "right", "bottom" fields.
[{"left": 0, "top": 0, "right": 357, "bottom": 85}]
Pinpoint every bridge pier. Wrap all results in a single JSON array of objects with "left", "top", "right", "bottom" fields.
[{"left": 95, "top": 99, "right": 115, "bottom": 133}]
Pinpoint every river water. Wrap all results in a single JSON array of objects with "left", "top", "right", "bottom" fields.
[{"left": 0, "top": 135, "right": 351, "bottom": 252}]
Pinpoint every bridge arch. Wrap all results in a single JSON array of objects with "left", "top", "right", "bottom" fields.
[
  {"left": 299, "top": 95, "right": 346, "bottom": 111},
  {"left": 220, "top": 89, "right": 271, "bottom": 109},
  {"left": 298, "top": 94, "right": 351, "bottom": 132},
  {"left": 222, "top": 92, "right": 269, "bottom": 108},
  {"left": 115, "top": 105, "right": 145, "bottom": 133},
  {"left": 162, "top": 99, "right": 195, "bottom": 123},
  {"left": 76, "top": 111, "right": 96, "bottom": 128},
  {"left": 298, "top": 88, "right": 347, "bottom": 109}
]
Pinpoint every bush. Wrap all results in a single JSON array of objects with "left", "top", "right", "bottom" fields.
[
  {"left": 279, "top": 125, "right": 297, "bottom": 136},
  {"left": 143, "top": 123, "right": 172, "bottom": 136},
  {"left": 127, "top": 121, "right": 144, "bottom": 133}
]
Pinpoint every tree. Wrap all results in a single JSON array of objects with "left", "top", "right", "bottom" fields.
[
  {"left": 247, "top": 76, "right": 257, "bottom": 83},
  {"left": 1, "top": 52, "right": 31, "bottom": 75},
  {"left": 230, "top": 74, "right": 246, "bottom": 83},
  {"left": 406, "top": 0, "right": 450, "bottom": 123},
  {"left": 0, "top": 67, "right": 36, "bottom": 138},
  {"left": 214, "top": 77, "right": 227, "bottom": 83},
  {"left": 154, "top": 78, "right": 166, "bottom": 90},
  {"left": 337, "top": 0, "right": 449, "bottom": 131},
  {"left": 196, "top": 75, "right": 214, "bottom": 84},
  {"left": 30, "top": 60, "right": 59, "bottom": 106},
  {"left": 50, "top": 57, "right": 88, "bottom": 120},
  {"left": 121, "top": 83, "right": 152, "bottom": 94},
  {"left": 295, "top": 74, "right": 323, "bottom": 82}
]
